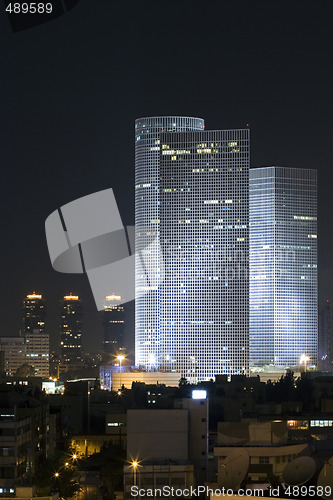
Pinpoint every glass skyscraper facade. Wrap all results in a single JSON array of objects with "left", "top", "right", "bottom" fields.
[
  {"left": 249, "top": 166, "right": 318, "bottom": 368},
  {"left": 135, "top": 117, "right": 250, "bottom": 381},
  {"left": 135, "top": 117, "right": 205, "bottom": 373}
]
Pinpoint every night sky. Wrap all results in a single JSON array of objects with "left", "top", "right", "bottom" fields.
[{"left": 0, "top": 0, "right": 332, "bottom": 354}]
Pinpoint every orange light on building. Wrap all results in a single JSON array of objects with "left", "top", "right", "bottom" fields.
[
  {"left": 64, "top": 295, "right": 79, "bottom": 301},
  {"left": 106, "top": 294, "right": 122, "bottom": 301}
]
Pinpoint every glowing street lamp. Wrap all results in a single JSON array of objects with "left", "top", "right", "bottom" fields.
[
  {"left": 131, "top": 460, "right": 138, "bottom": 486},
  {"left": 300, "top": 354, "right": 310, "bottom": 372},
  {"left": 54, "top": 472, "right": 60, "bottom": 478}
]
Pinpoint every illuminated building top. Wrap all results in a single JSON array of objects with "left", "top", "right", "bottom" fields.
[
  {"left": 64, "top": 295, "right": 79, "bottom": 301},
  {"left": 106, "top": 294, "right": 122, "bottom": 301},
  {"left": 26, "top": 293, "right": 42, "bottom": 299}
]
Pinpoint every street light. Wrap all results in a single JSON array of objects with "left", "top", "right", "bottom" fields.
[
  {"left": 117, "top": 355, "right": 125, "bottom": 391},
  {"left": 300, "top": 354, "right": 310, "bottom": 372},
  {"left": 131, "top": 461, "right": 138, "bottom": 486}
]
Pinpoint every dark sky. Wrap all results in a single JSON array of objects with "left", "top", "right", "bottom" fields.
[{"left": 0, "top": 0, "right": 332, "bottom": 353}]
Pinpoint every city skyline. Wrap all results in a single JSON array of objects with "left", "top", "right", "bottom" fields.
[
  {"left": 1, "top": 1, "right": 333, "bottom": 496},
  {"left": 0, "top": 149, "right": 323, "bottom": 379},
  {"left": 1, "top": 2, "right": 333, "bottom": 354},
  {"left": 135, "top": 118, "right": 318, "bottom": 379}
]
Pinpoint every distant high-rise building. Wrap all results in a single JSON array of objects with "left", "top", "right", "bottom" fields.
[
  {"left": 23, "top": 293, "right": 46, "bottom": 335},
  {"left": 22, "top": 293, "right": 49, "bottom": 377},
  {"left": 249, "top": 166, "right": 318, "bottom": 368},
  {"left": 59, "top": 294, "right": 83, "bottom": 365},
  {"left": 135, "top": 117, "right": 250, "bottom": 381},
  {"left": 102, "top": 294, "right": 125, "bottom": 355},
  {"left": 319, "top": 300, "right": 333, "bottom": 371},
  {"left": 25, "top": 332, "right": 49, "bottom": 378},
  {"left": 0, "top": 337, "right": 25, "bottom": 376}
]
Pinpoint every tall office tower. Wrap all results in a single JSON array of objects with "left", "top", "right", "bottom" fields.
[
  {"left": 25, "top": 333, "right": 49, "bottom": 378},
  {"left": 59, "top": 294, "right": 83, "bottom": 365},
  {"left": 102, "top": 294, "right": 125, "bottom": 355},
  {"left": 319, "top": 300, "right": 332, "bottom": 371},
  {"left": 22, "top": 293, "right": 46, "bottom": 335},
  {"left": 135, "top": 116, "right": 250, "bottom": 381},
  {"left": 249, "top": 167, "right": 318, "bottom": 368},
  {"left": 135, "top": 117, "right": 205, "bottom": 375}
]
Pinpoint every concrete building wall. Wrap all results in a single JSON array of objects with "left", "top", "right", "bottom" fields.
[{"left": 127, "top": 409, "right": 188, "bottom": 462}]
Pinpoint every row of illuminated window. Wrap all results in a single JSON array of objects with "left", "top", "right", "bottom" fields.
[
  {"left": 293, "top": 215, "right": 317, "bottom": 220},
  {"left": 192, "top": 167, "right": 244, "bottom": 173},
  {"left": 162, "top": 149, "right": 191, "bottom": 155},
  {"left": 310, "top": 420, "right": 333, "bottom": 427},
  {"left": 26, "top": 353, "right": 49, "bottom": 357},
  {"left": 161, "top": 141, "right": 240, "bottom": 149},
  {"left": 203, "top": 199, "right": 234, "bottom": 204},
  {"left": 135, "top": 183, "right": 152, "bottom": 189}
]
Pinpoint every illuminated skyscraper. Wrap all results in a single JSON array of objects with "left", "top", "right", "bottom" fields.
[
  {"left": 102, "top": 294, "right": 125, "bottom": 355},
  {"left": 135, "top": 117, "right": 250, "bottom": 380},
  {"left": 135, "top": 117, "right": 205, "bottom": 376},
  {"left": 59, "top": 294, "right": 83, "bottom": 365},
  {"left": 249, "top": 166, "right": 318, "bottom": 368},
  {"left": 23, "top": 293, "right": 46, "bottom": 335},
  {"left": 22, "top": 293, "right": 49, "bottom": 377}
]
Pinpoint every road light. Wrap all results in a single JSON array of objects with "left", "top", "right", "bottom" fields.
[
  {"left": 131, "top": 460, "right": 138, "bottom": 486},
  {"left": 54, "top": 472, "right": 60, "bottom": 478},
  {"left": 117, "top": 355, "right": 125, "bottom": 391},
  {"left": 300, "top": 354, "right": 310, "bottom": 372}
]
